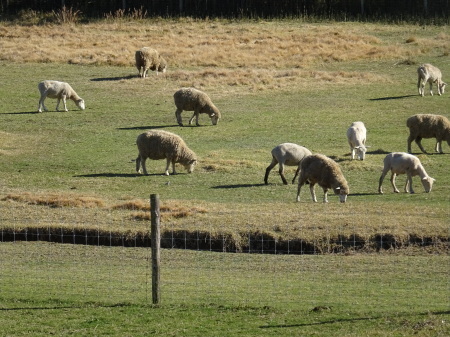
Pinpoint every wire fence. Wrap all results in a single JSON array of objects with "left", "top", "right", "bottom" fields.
[{"left": 0, "top": 195, "right": 448, "bottom": 311}]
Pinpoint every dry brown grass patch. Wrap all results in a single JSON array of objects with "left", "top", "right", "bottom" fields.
[{"left": 2, "top": 192, "right": 105, "bottom": 208}]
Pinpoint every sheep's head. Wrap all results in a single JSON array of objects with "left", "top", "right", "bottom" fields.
[
  {"left": 209, "top": 107, "right": 221, "bottom": 125},
  {"left": 76, "top": 99, "right": 85, "bottom": 110},
  {"left": 421, "top": 176, "right": 435, "bottom": 193},
  {"left": 355, "top": 146, "right": 367, "bottom": 160},
  {"left": 334, "top": 186, "right": 349, "bottom": 203},
  {"left": 158, "top": 57, "right": 167, "bottom": 73},
  {"left": 184, "top": 159, "right": 197, "bottom": 173}
]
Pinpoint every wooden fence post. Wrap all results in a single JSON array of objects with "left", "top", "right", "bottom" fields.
[{"left": 150, "top": 194, "right": 161, "bottom": 304}]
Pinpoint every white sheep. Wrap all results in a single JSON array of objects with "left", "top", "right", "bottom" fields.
[
  {"left": 264, "top": 143, "right": 312, "bottom": 185},
  {"left": 136, "top": 130, "right": 197, "bottom": 176},
  {"left": 37, "top": 80, "right": 85, "bottom": 113},
  {"left": 346, "top": 121, "right": 368, "bottom": 160},
  {"left": 135, "top": 47, "right": 167, "bottom": 78},
  {"left": 407, "top": 114, "right": 450, "bottom": 154},
  {"left": 417, "top": 63, "right": 447, "bottom": 96},
  {"left": 174, "top": 87, "right": 221, "bottom": 126},
  {"left": 296, "top": 154, "right": 349, "bottom": 203},
  {"left": 378, "top": 152, "right": 435, "bottom": 194}
]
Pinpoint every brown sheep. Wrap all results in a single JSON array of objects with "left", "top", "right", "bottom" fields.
[
  {"left": 407, "top": 114, "right": 450, "bottom": 154},
  {"left": 135, "top": 47, "right": 167, "bottom": 78},
  {"left": 296, "top": 154, "right": 349, "bottom": 203},
  {"left": 136, "top": 130, "right": 197, "bottom": 176},
  {"left": 174, "top": 87, "right": 221, "bottom": 126}
]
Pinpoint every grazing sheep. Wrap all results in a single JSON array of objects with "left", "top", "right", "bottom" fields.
[
  {"left": 417, "top": 63, "right": 446, "bottom": 96},
  {"left": 407, "top": 114, "right": 450, "bottom": 154},
  {"left": 296, "top": 154, "right": 349, "bottom": 203},
  {"left": 37, "top": 80, "right": 85, "bottom": 113},
  {"left": 136, "top": 130, "right": 197, "bottom": 176},
  {"left": 346, "top": 121, "right": 368, "bottom": 160},
  {"left": 264, "top": 143, "right": 312, "bottom": 185},
  {"left": 378, "top": 152, "right": 435, "bottom": 194},
  {"left": 174, "top": 87, "right": 221, "bottom": 126},
  {"left": 135, "top": 47, "right": 167, "bottom": 78}
]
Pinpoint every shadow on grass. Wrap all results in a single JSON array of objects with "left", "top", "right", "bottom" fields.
[
  {"left": 260, "top": 310, "right": 450, "bottom": 329},
  {"left": 74, "top": 173, "right": 141, "bottom": 178},
  {"left": 117, "top": 125, "right": 180, "bottom": 130},
  {"left": 90, "top": 75, "right": 135, "bottom": 81},
  {"left": 212, "top": 183, "right": 266, "bottom": 189},
  {"left": 3, "top": 111, "right": 40, "bottom": 115},
  {"left": 369, "top": 94, "right": 417, "bottom": 101}
]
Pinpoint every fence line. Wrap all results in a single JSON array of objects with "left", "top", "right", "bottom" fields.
[{"left": 0, "top": 195, "right": 448, "bottom": 310}]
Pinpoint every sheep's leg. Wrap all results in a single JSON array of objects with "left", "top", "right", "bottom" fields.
[
  {"left": 296, "top": 183, "right": 302, "bottom": 202},
  {"left": 415, "top": 137, "right": 428, "bottom": 154},
  {"left": 164, "top": 158, "right": 172, "bottom": 176},
  {"left": 390, "top": 173, "right": 400, "bottom": 193},
  {"left": 322, "top": 188, "right": 329, "bottom": 203},
  {"left": 429, "top": 82, "right": 433, "bottom": 96},
  {"left": 350, "top": 147, "right": 355, "bottom": 160},
  {"left": 296, "top": 176, "right": 308, "bottom": 202},
  {"left": 141, "top": 157, "right": 149, "bottom": 175},
  {"left": 378, "top": 169, "right": 389, "bottom": 194},
  {"left": 309, "top": 183, "right": 318, "bottom": 202},
  {"left": 417, "top": 75, "right": 425, "bottom": 96},
  {"left": 291, "top": 166, "right": 300, "bottom": 184},
  {"left": 188, "top": 112, "right": 197, "bottom": 125},
  {"left": 404, "top": 174, "right": 414, "bottom": 194},
  {"left": 278, "top": 163, "right": 288, "bottom": 185},
  {"left": 38, "top": 95, "right": 47, "bottom": 112},
  {"left": 136, "top": 156, "right": 142, "bottom": 174},
  {"left": 264, "top": 158, "right": 277, "bottom": 185},
  {"left": 175, "top": 109, "right": 184, "bottom": 126},
  {"left": 407, "top": 134, "right": 415, "bottom": 153},
  {"left": 170, "top": 159, "right": 177, "bottom": 175},
  {"left": 62, "top": 96, "right": 68, "bottom": 112},
  {"left": 56, "top": 98, "right": 61, "bottom": 111}
]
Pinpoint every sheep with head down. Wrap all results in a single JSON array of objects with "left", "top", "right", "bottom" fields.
[
  {"left": 135, "top": 47, "right": 167, "bottom": 78},
  {"left": 174, "top": 87, "right": 221, "bottom": 126},
  {"left": 37, "top": 80, "right": 85, "bottom": 113},
  {"left": 417, "top": 63, "right": 446, "bottom": 96},
  {"left": 296, "top": 154, "right": 349, "bottom": 203},
  {"left": 136, "top": 130, "right": 197, "bottom": 176},
  {"left": 378, "top": 152, "right": 434, "bottom": 194},
  {"left": 347, "top": 121, "right": 368, "bottom": 160}
]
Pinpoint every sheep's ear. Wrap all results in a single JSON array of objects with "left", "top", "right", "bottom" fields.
[
  {"left": 365, "top": 145, "right": 371, "bottom": 148},
  {"left": 210, "top": 113, "right": 215, "bottom": 117},
  {"left": 336, "top": 187, "right": 341, "bottom": 191}
]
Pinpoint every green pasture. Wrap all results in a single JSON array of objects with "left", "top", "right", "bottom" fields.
[
  {"left": 0, "top": 242, "right": 449, "bottom": 336},
  {"left": 0, "top": 21, "right": 449, "bottom": 336}
]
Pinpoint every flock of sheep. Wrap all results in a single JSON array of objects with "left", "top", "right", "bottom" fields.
[{"left": 36, "top": 50, "right": 448, "bottom": 203}]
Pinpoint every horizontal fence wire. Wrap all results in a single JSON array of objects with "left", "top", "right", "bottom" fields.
[{"left": 0, "top": 201, "right": 448, "bottom": 311}]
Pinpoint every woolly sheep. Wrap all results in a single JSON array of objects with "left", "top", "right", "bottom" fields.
[
  {"left": 346, "top": 121, "right": 368, "bottom": 160},
  {"left": 136, "top": 130, "right": 197, "bottom": 176},
  {"left": 296, "top": 154, "right": 349, "bottom": 203},
  {"left": 378, "top": 152, "right": 435, "bottom": 194},
  {"left": 37, "top": 80, "right": 85, "bottom": 113},
  {"left": 264, "top": 143, "right": 312, "bottom": 185},
  {"left": 417, "top": 63, "right": 446, "bottom": 96},
  {"left": 407, "top": 114, "right": 450, "bottom": 154},
  {"left": 174, "top": 87, "right": 221, "bottom": 126},
  {"left": 135, "top": 47, "right": 167, "bottom": 78}
]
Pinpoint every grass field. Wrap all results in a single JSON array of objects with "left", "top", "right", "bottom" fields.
[{"left": 0, "top": 19, "right": 449, "bottom": 336}]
